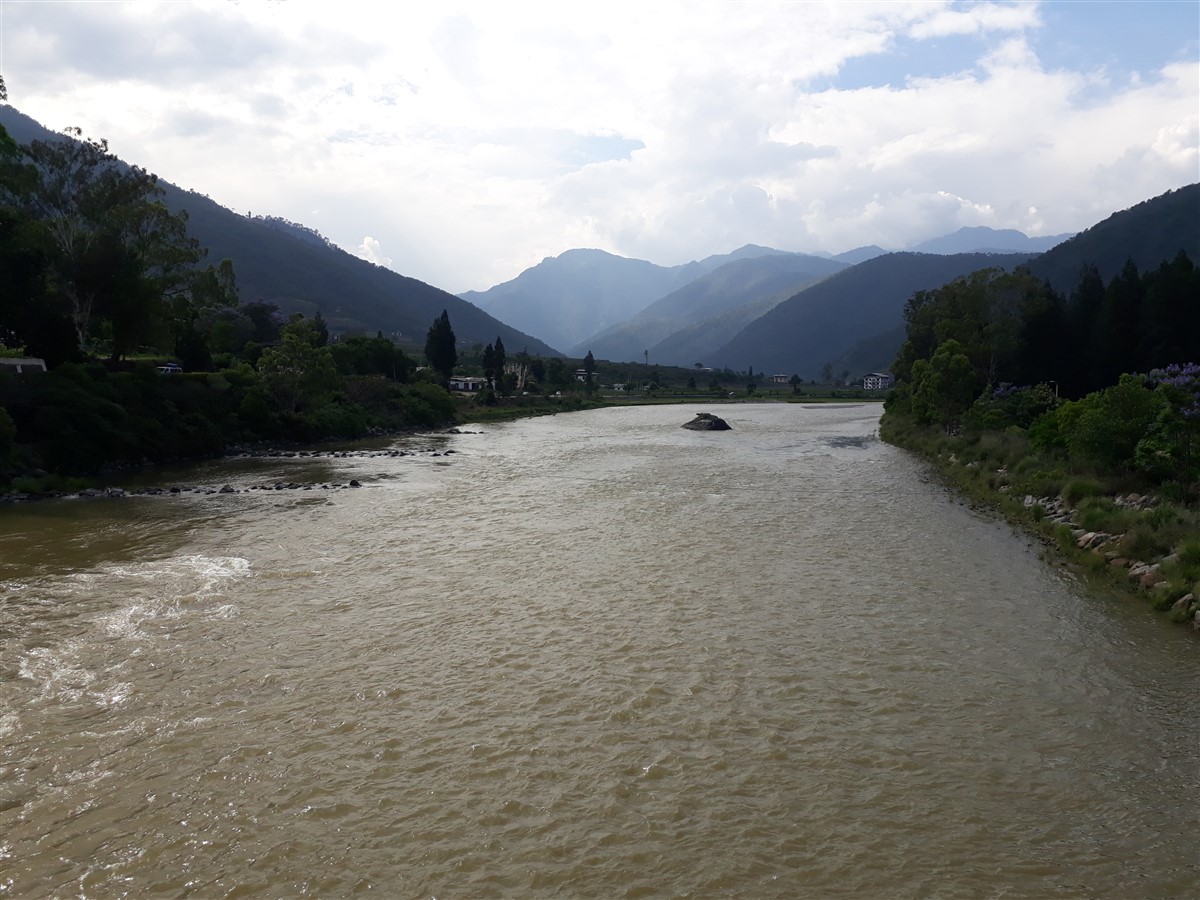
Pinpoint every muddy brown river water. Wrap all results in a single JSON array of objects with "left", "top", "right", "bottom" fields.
[{"left": 1, "top": 403, "right": 1197, "bottom": 897}]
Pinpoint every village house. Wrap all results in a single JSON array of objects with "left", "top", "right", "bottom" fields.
[{"left": 448, "top": 375, "right": 488, "bottom": 392}]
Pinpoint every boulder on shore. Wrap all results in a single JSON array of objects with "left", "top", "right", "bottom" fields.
[{"left": 682, "top": 412, "right": 731, "bottom": 431}]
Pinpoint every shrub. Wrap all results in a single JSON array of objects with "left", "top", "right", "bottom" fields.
[
  {"left": 1063, "top": 478, "right": 1104, "bottom": 506},
  {"left": 964, "top": 382, "right": 1060, "bottom": 432},
  {"left": 1144, "top": 503, "right": 1183, "bottom": 529},
  {"left": 1169, "top": 538, "right": 1200, "bottom": 584},
  {"left": 1157, "top": 481, "right": 1190, "bottom": 504},
  {"left": 1064, "top": 376, "right": 1167, "bottom": 470},
  {"left": 974, "top": 430, "right": 1028, "bottom": 468},
  {"left": 1168, "top": 596, "right": 1198, "bottom": 623},
  {"left": 1076, "top": 497, "right": 1136, "bottom": 533},
  {"left": 1121, "top": 523, "right": 1178, "bottom": 561},
  {"left": 1053, "top": 524, "right": 1077, "bottom": 554}
]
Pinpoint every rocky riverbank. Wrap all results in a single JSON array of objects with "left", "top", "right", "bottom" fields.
[
  {"left": 1022, "top": 490, "right": 1199, "bottom": 631},
  {"left": 0, "top": 443, "right": 469, "bottom": 505}
]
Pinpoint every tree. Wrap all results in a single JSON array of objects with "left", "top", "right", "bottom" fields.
[
  {"left": 583, "top": 350, "right": 596, "bottom": 394},
  {"left": 424, "top": 310, "right": 457, "bottom": 385},
  {"left": 481, "top": 342, "right": 497, "bottom": 387},
  {"left": 493, "top": 336, "right": 507, "bottom": 395},
  {"left": 330, "top": 335, "right": 412, "bottom": 381},
  {"left": 790, "top": 374, "right": 802, "bottom": 395},
  {"left": 545, "top": 357, "right": 567, "bottom": 387},
  {"left": 241, "top": 300, "right": 283, "bottom": 345},
  {"left": 257, "top": 316, "right": 337, "bottom": 414},
  {"left": 312, "top": 310, "right": 330, "bottom": 347},
  {"left": 513, "top": 350, "right": 533, "bottom": 392},
  {"left": 910, "top": 339, "right": 976, "bottom": 432},
  {"left": 1092, "top": 259, "right": 1144, "bottom": 388},
  {"left": 5, "top": 128, "right": 202, "bottom": 354}
]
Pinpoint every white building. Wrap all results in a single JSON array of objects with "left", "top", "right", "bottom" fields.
[{"left": 0, "top": 357, "right": 47, "bottom": 374}]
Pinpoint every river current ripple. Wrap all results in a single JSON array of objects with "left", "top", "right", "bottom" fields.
[{"left": 1, "top": 403, "right": 1197, "bottom": 898}]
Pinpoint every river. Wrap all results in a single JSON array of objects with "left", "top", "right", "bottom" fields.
[{"left": 1, "top": 403, "right": 1196, "bottom": 898}]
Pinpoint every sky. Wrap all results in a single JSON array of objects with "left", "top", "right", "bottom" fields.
[{"left": 0, "top": 0, "right": 1197, "bottom": 294}]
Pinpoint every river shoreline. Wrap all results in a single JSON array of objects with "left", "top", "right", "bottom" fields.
[{"left": 882, "top": 424, "right": 1200, "bottom": 634}]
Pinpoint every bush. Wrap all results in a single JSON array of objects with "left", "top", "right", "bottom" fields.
[
  {"left": 974, "top": 430, "right": 1028, "bottom": 468},
  {"left": 1053, "top": 524, "right": 1078, "bottom": 554},
  {"left": 1063, "top": 478, "right": 1104, "bottom": 506},
  {"left": 964, "top": 383, "right": 1060, "bottom": 432},
  {"left": 1144, "top": 503, "right": 1183, "bottom": 529},
  {"left": 1120, "top": 523, "right": 1178, "bottom": 561},
  {"left": 1076, "top": 497, "right": 1137, "bottom": 533},
  {"left": 1064, "top": 376, "right": 1166, "bottom": 470},
  {"left": 1019, "top": 470, "right": 1064, "bottom": 499},
  {"left": 1168, "top": 538, "right": 1200, "bottom": 584}
]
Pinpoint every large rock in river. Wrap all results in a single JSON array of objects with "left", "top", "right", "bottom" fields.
[{"left": 682, "top": 412, "right": 731, "bottom": 431}]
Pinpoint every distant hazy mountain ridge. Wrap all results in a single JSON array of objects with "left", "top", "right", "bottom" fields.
[
  {"left": 460, "top": 244, "right": 792, "bottom": 352},
  {"left": 577, "top": 252, "right": 847, "bottom": 364},
  {"left": 910, "top": 226, "right": 1074, "bottom": 255}
]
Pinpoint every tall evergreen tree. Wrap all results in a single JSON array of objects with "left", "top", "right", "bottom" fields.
[
  {"left": 312, "top": 310, "right": 329, "bottom": 347},
  {"left": 1093, "top": 258, "right": 1144, "bottom": 388},
  {"left": 481, "top": 342, "right": 497, "bottom": 387},
  {"left": 1066, "top": 264, "right": 1106, "bottom": 396},
  {"left": 424, "top": 309, "right": 457, "bottom": 385},
  {"left": 493, "top": 336, "right": 506, "bottom": 393},
  {"left": 583, "top": 350, "right": 596, "bottom": 394}
]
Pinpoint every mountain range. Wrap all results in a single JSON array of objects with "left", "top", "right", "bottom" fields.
[
  {"left": 577, "top": 251, "right": 848, "bottom": 364},
  {"left": 460, "top": 244, "right": 795, "bottom": 352},
  {"left": 4, "top": 106, "right": 1196, "bottom": 380}
]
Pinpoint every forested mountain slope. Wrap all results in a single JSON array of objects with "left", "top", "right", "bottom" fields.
[
  {"left": 0, "top": 106, "right": 558, "bottom": 355},
  {"left": 1025, "top": 184, "right": 1199, "bottom": 293},
  {"left": 709, "top": 252, "right": 1032, "bottom": 379}
]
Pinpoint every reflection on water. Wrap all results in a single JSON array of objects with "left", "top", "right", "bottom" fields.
[{"left": 1, "top": 403, "right": 1197, "bottom": 897}]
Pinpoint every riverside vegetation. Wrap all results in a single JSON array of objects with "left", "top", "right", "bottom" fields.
[{"left": 881, "top": 258, "right": 1200, "bottom": 630}]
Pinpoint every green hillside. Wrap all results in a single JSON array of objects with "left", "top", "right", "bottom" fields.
[
  {"left": 1025, "top": 184, "right": 1199, "bottom": 293},
  {"left": 0, "top": 106, "right": 559, "bottom": 356}
]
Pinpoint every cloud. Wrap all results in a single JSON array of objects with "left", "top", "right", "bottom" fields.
[
  {"left": 357, "top": 236, "right": 393, "bottom": 267},
  {"left": 908, "top": 2, "right": 1041, "bottom": 40},
  {"left": 1, "top": 0, "right": 1195, "bottom": 294}
]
